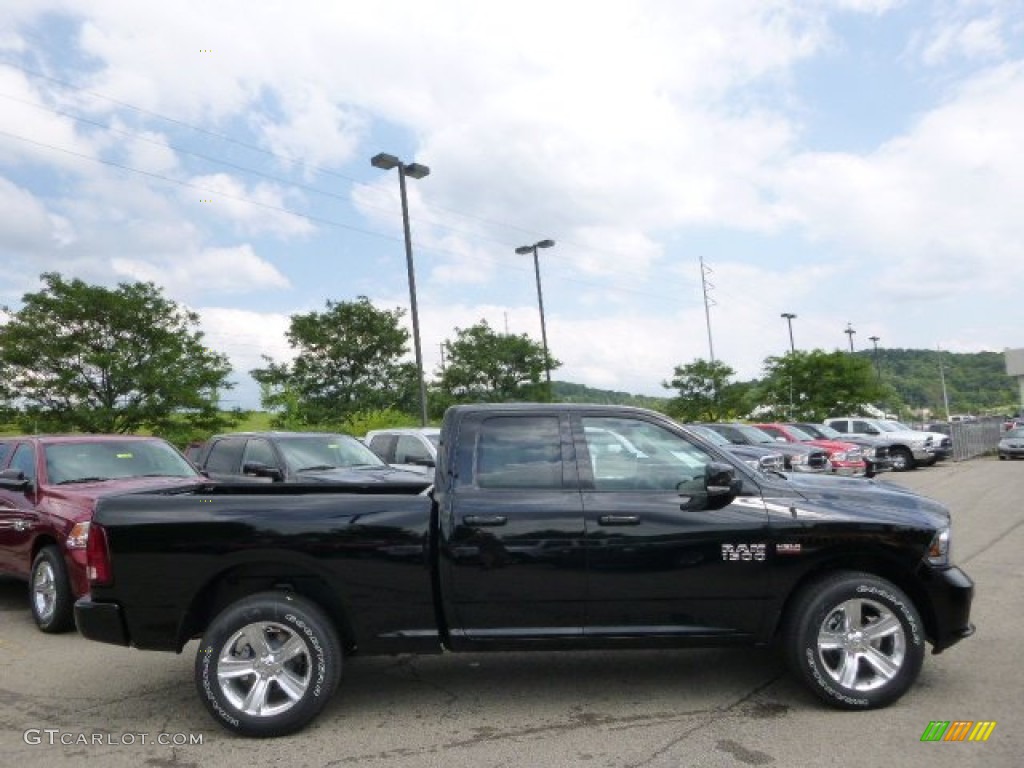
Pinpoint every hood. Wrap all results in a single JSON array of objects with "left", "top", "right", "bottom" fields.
[
  {"left": 761, "top": 472, "right": 950, "bottom": 529},
  {"left": 294, "top": 465, "right": 432, "bottom": 489},
  {"left": 45, "top": 475, "right": 206, "bottom": 506}
]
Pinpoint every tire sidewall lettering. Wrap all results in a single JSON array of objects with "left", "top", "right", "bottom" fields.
[{"left": 855, "top": 584, "right": 922, "bottom": 646}]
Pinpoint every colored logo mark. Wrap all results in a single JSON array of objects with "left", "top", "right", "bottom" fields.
[{"left": 920, "top": 721, "right": 996, "bottom": 742}]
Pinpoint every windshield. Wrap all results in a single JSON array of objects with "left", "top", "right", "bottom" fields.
[
  {"left": 782, "top": 425, "right": 815, "bottom": 441},
  {"left": 276, "top": 434, "right": 387, "bottom": 471},
  {"left": 687, "top": 425, "right": 731, "bottom": 447},
  {"left": 1005, "top": 428, "right": 1024, "bottom": 439},
  {"left": 882, "top": 420, "right": 914, "bottom": 432},
  {"left": 45, "top": 440, "right": 199, "bottom": 484},
  {"left": 795, "top": 423, "right": 835, "bottom": 439},
  {"left": 736, "top": 425, "right": 776, "bottom": 445}
]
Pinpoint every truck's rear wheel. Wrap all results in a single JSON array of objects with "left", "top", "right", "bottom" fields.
[
  {"left": 30, "top": 546, "right": 74, "bottom": 633},
  {"left": 195, "top": 592, "right": 341, "bottom": 737},
  {"left": 784, "top": 572, "right": 925, "bottom": 709}
]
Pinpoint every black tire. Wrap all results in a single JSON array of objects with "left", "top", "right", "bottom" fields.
[
  {"left": 890, "top": 447, "right": 915, "bottom": 472},
  {"left": 784, "top": 572, "right": 925, "bottom": 710},
  {"left": 195, "top": 591, "right": 342, "bottom": 737},
  {"left": 30, "top": 546, "right": 75, "bottom": 633}
]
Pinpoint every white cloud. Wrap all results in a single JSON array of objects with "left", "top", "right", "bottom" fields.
[
  {"left": 187, "top": 173, "right": 315, "bottom": 237},
  {"left": 112, "top": 244, "right": 290, "bottom": 296}
]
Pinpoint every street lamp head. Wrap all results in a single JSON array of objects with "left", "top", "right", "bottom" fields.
[
  {"left": 781, "top": 312, "right": 796, "bottom": 320},
  {"left": 869, "top": 335, "right": 880, "bottom": 343},
  {"left": 370, "top": 152, "right": 400, "bottom": 170},
  {"left": 405, "top": 162, "right": 430, "bottom": 180},
  {"left": 536, "top": 239, "right": 555, "bottom": 249},
  {"left": 514, "top": 245, "right": 533, "bottom": 255}
]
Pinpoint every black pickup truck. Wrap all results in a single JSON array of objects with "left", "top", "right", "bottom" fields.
[{"left": 74, "top": 404, "right": 975, "bottom": 737}]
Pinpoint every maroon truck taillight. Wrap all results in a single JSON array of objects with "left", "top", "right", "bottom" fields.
[{"left": 85, "top": 522, "right": 113, "bottom": 586}]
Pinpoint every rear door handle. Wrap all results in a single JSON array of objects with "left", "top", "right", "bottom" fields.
[
  {"left": 597, "top": 514, "right": 640, "bottom": 526},
  {"left": 463, "top": 515, "right": 508, "bottom": 527}
]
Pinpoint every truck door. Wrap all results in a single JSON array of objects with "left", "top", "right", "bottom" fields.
[
  {"left": 441, "top": 413, "right": 585, "bottom": 643},
  {"left": 0, "top": 443, "right": 40, "bottom": 578},
  {"left": 573, "top": 414, "right": 771, "bottom": 639}
]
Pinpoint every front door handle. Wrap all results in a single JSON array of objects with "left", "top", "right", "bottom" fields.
[
  {"left": 463, "top": 515, "right": 508, "bottom": 527},
  {"left": 597, "top": 514, "right": 640, "bottom": 526}
]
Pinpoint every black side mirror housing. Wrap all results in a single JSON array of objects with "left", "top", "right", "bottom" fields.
[
  {"left": 242, "top": 462, "right": 284, "bottom": 481},
  {"left": 0, "top": 468, "right": 30, "bottom": 490}
]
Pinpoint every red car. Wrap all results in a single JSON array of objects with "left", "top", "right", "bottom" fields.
[
  {"left": 0, "top": 435, "right": 204, "bottom": 632},
  {"left": 755, "top": 423, "right": 868, "bottom": 476}
]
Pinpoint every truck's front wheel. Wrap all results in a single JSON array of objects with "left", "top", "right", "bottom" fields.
[
  {"left": 785, "top": 572, "right": 925, "bottom": 709},
  {"left": 195, "top": 592, "right": 342, "bottom": 737},
  {"left": 30, "top": 546, "right": 74, "bottom": 633}
]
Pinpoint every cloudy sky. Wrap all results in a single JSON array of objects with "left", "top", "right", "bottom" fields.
[{"left": 2, "top": 1, "right": 1022, "bottom": 408}]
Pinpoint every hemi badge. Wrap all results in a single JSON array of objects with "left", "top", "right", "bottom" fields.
[{"left": 776, "top": 543, "right": 802, "bottom": 555}]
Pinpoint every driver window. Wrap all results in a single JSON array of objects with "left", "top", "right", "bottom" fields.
[
  {"left": 10, "top": 443, "right": 37, "bottom": 483},
  {"left": 581, "top": 417, "right": 713, "bottom": 491}
]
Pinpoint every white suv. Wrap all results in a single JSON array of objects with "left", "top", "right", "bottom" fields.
[
  {"left": 363, "top": 428, "right": 440, "bottom": 475},
  {"left": 824, "top": 417, "right": 934, "bottom": 472}
]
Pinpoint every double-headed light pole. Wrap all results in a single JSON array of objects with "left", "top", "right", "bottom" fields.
[
  {"left": 515, "top": 239, "right": 556, "bottom": 386},
  {"left": 370, "top": 152, "right": 430, "bottom": 426}
]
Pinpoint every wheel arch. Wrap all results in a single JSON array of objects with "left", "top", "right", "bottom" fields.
[
  {"left": 177, "top": 562, "right": 357, "bottom": 655},
  {"left": 772, "top": 555, "right": 939, "bottom": 647}
]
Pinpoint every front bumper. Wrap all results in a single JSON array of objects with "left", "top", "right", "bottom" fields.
[
  {"left": 74, "top": 597, "right": 130, "bottom": 646},
  {"left": 918, "top": 565, "right": 975, "bottom": 653}
]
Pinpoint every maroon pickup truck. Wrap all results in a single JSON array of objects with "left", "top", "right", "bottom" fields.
[{"left": 0, "top": 435, "right": 204, "bottom": 632}]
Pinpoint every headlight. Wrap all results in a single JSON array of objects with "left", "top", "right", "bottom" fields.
[{"left": 926, "top": 527, "right": 951, "bottom": 566}]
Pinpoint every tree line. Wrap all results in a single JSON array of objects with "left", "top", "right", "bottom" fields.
[{"left": 1, "top": 273, "right": 1016, "bottom": 442}]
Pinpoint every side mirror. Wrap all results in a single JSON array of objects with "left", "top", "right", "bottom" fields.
[
  {"left": 409, "top": 457, "right": 436, "bottom": 468},
  {"left": 0, "top": 468, "right": 30, "bottom": 490},
  {"left": 242, "top": 462, "right": 284, "bottom": 481},
  {"left": 705, "top": 462, "right": 741, "bottom": 496},
  {"left": 865, "top": 427, "right": 880, "bottom": 435}
]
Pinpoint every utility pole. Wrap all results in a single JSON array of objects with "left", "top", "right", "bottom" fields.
[
  {"left": 938, "top": 346, "right": 951, "bottom": 421},
  {"left": 700, "top": 256, "right": 716, "bottom": 363},
  {"left": 844, "top": 323, "right": 856, "bottom": 353}
]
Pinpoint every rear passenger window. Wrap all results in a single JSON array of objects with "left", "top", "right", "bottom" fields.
[{"left": 476, "top": 417, "right": 562, "bottom": 489}]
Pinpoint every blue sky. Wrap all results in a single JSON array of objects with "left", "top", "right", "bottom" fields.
[{"left": 2, "top": 1, "right": 1022, "bottom": 409}]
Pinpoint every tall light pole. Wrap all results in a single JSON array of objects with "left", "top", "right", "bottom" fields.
[
  {"left": 371, "top": 152, "right": 430, "bottom": 426},
  {"left": 844, "top": 322, "right": 856, "bottom": 353},
  {"left": 780, "top": 313, "right": 797, "bottom": 354},
  {"left": 515, "top": 239, "right": 555, "bottom": 389},
  {"left": 869, "top": 335, "right": 881, "bottom": 381}
]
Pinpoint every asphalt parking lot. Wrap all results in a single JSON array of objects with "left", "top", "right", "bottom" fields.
[{"left": 1, "top": 458, "right": 1021, "bottom": 767}]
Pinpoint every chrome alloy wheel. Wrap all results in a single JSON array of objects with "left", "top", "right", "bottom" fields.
[
  {"left": 816, "top": 598, "right": 906, "bottom": 692},
  {"left": 32, "top": 560, "right": 57, "bottom": 622},
  {"left": 216, "top": 621, "right": 313, "bottom": 717}
]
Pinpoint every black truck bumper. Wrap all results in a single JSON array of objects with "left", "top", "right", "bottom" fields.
[
  {"left": 920, "top": 565, "right": 975, "bottom": 653},
  {"left": 74, "top": 597, "right": 130, "bottom": 646}
]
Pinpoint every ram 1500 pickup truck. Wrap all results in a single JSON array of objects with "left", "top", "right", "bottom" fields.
[
  {"left": 0, "top": 435, "right": 204, "bottom": 632},
  {"left": 74, "top": 404, "right": 975, "bottom": 738}
]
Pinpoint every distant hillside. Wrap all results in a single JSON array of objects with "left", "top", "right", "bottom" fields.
[
  {"left": 551, "top": 349, "right": 1018, "bottom": 418},
  {"left": 551, "top": 381, "right": 670, "bottom": 411},
  {"left": 855, "top": 348, "right": 1017, "bottom": 415}
]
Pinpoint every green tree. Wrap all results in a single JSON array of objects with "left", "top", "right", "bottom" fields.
[
  {"left": 663, "top": 358, "right": 751, "bottom": 421},
  {"left": 0, "top": 272, "right": 234, "bottom": 435},
  {"left": 436, "top": 320, "right": 558, "bottom": 407},
  {"left": 758, "top": 349, "right": 887, "bottom": 421},
  {"left": 251, "top": 297, "right": 418, "bottom": 427}
]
